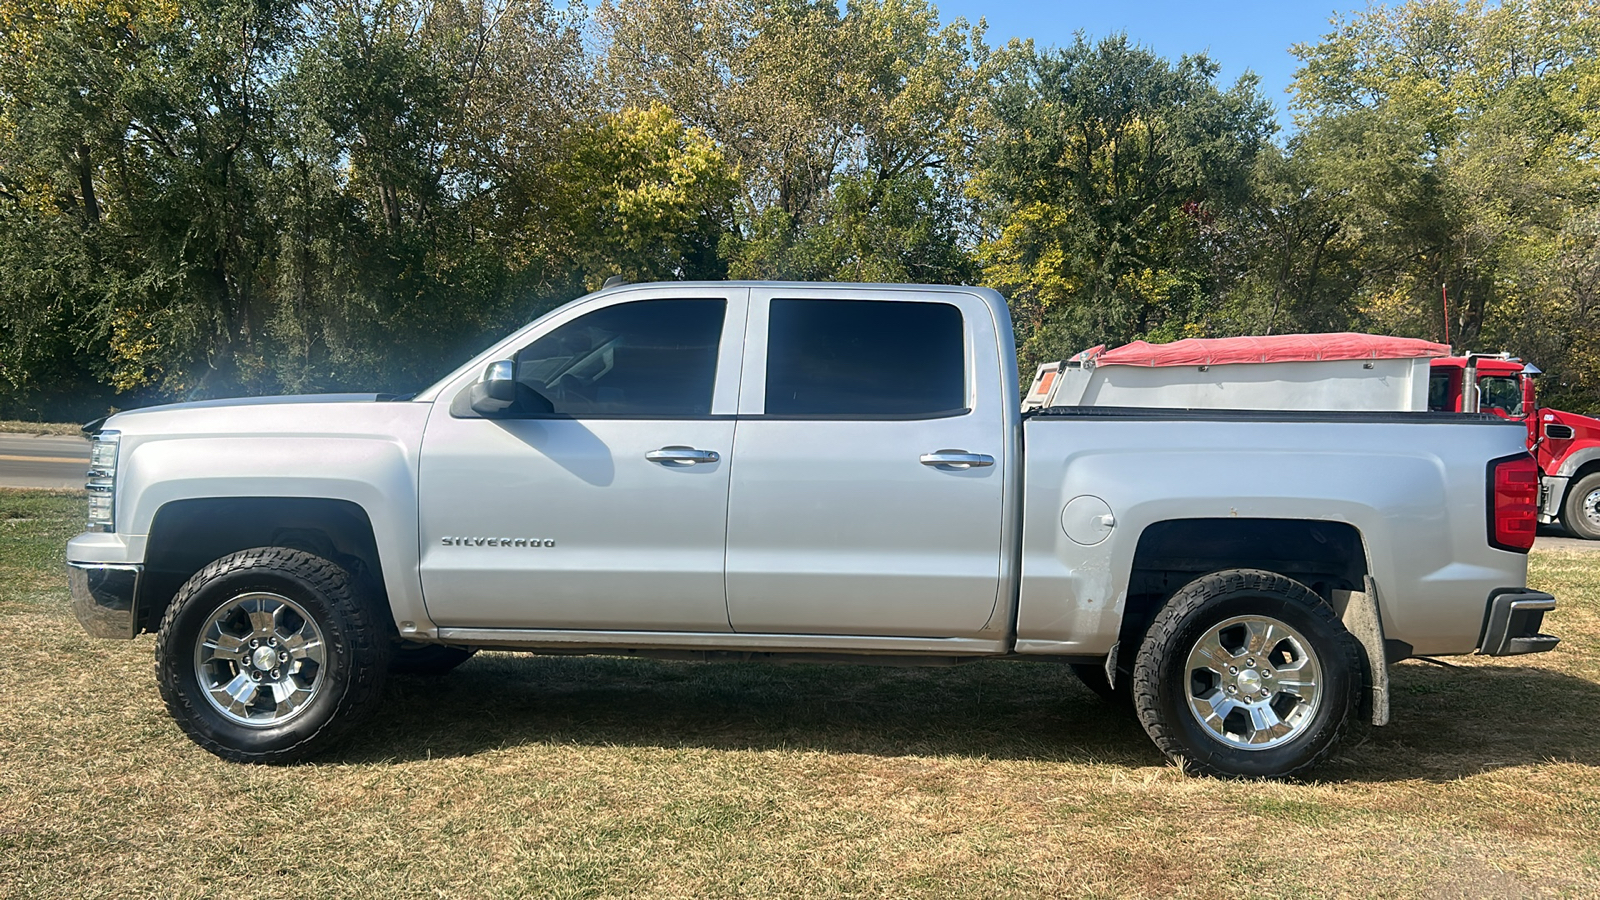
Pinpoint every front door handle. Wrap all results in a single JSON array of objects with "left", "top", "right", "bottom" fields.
[
  {"left": 646, "top": 446, "right": 721, "bottom": 466},
  {"left": 920, "top": 450, "right": 995, "bottom": 470}
]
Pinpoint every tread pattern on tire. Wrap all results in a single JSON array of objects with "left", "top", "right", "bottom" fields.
[
  {"left": 1132, "top": 568, "right": 1366, "bottom": 780},
  {"left": 154, "top": 547, "right": 389, "bottom": 764}
]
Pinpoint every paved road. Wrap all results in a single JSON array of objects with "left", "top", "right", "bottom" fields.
[
  {"left": 0, "top": 433, "right": 89, "bottom": 490},
  {"left": 1537, "top": 525, "right": 1599, "bottom": 553}
]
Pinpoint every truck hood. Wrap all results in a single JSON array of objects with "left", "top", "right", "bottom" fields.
[
  {"left": 94, "top": 393, "right": 426, "bottom": 439},
  {"left": 1548, "top": 408, "right": 1600, "bottom": 431},
  {"left": 1544, "top": 407, "right": 1600, "bottom": 442}
]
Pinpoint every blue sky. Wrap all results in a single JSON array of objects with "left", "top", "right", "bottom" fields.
[{"left": 930, "top": 0, "right": 1354, "bottom": 129}]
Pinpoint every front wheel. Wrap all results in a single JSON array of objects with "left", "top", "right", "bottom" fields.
[
  {"left": 1132, "top": 569, "right": 1364, "bottom": 779},
  {"left": 1562, "top": 472, "right": 1600, "bottom": 541},
  {"left": 155, "top": 548, "right": 390, "bottom": 763}
]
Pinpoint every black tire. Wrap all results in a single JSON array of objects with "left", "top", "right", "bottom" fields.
[
  {"left": 1070, "top": 662, "right": 1133, "bottom": 708},
  {"left": 390, "top": 642, "right": 478, "bottom": 676},
  {"left": 1561, "top": 472, "right": 1600, "bottom": 541},
  {"left": 1132, "top": 568, "right": 1365, "bottom": 779},
  {"left": 155, "top": 547, "right": 390, "bottom": 764}
]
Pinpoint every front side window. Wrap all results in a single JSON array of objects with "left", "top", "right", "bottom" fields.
[
  {"left": 765, "top": 298, "right": 966, "bottom": 417},
  {"left": 514, "top": 298, "right": 725, "bottom": 416}
]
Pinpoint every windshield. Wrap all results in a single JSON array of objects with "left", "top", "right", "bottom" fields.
[{"left": 1478, "top": 375, "right": 1523, "bottom": 418}]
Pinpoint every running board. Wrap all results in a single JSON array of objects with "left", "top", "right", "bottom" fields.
[{"left": 434, "top": 627, "right": 1010, "bottom": 658}]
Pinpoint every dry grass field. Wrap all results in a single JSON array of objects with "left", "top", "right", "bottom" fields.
[{"left": 3, "top": 489, "right": 1598, "bottom": 899}]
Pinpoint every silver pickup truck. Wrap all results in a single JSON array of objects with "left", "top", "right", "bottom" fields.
[{"left": 66, "top": 281, "right": 1558, "bottom": 778}]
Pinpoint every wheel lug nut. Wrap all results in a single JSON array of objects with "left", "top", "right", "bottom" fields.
[
  {"left": 1246, "top": 658, "right": 1255, "bottom": 667},
  {"left": 1227, "top": 685, "right": 1238, "bottom": 693},
  {"left": 278, "top": 651, "right": 289, "bottom": 662},
  {"left": 250, "top": 671, "right": 263, "bottom": 682},
  {"left": 270, "top": 668, "right": 281, "bottom": 679},
  {"left": 1229, "top": 666, "right": 1238, "bottom": 674},
  {"left": 249, "top": 639, "right": 260, "bottom": 648},
  {"left": 268, "top": 639, "right": 278, "bottom": 647}
]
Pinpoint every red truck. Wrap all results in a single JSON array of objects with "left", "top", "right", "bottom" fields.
[{"left": 1427, "top": 354, "right": 1600, "bottom": 540}]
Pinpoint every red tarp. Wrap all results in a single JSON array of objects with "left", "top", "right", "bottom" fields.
[{"left": 1094, "top": 333, "right": 1452, "bottom": 367}]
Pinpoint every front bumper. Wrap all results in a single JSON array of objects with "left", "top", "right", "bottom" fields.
[
  {"left": 67, "top": 562, "right": 142, "bottom": 639},
  {"left": 1478, "top": 590, "right": 1559, "bottom": 656}
]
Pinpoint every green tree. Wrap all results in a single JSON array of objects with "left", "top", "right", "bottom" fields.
[
  {"left": 599, "top": 0, "right": 984, "bottom": 283},
  {"left": 0, "top": 0, "right": 599, "bottom": 409},
  {"left": 1212, "top": 145, "right": 1362, "bottom": 338},
  {"left": 1289, "top": 0, "right": 1600, "bottom": 409},
  {"left": 556, "top": 105, "right": 737, "bottom": 287},
  {"left": 0, "top": 0, "right": 300, "bottom": 403},
  {"left": 972, "top": 34, "right": 1273, "bottom": 371}
]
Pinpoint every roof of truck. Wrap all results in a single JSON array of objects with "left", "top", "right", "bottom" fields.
[
  {"left": 1095, "top": 333, "right": 1452, "bottom": 367},
  {"left": 1430, "top": 356, "right": 1525, "bottom": 375}
]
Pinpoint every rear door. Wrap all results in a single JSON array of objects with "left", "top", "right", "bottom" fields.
[{"left": 723, "top": 287, "right": 1009, "bottom": 637}]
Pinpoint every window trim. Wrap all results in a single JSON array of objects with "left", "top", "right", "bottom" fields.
[
  {"left": 751, "top": 408, "right": 973, "bottom": 422},
  {"left": 448, "top": 403, "right": 973, "bottom": 422},
  {"left": 448, "top": 392, "right": 745, "bottom": 422}
]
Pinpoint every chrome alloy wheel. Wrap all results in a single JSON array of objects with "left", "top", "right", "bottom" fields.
[
  {"left": 1183, "top": 615, "right": 1323, "bottom": 751},
  {"left": 192, "top": 591, "right": 326, "bottom": 727},
  {"left": 1584, "top": 486, "right": 1600, "bottom": 530}
]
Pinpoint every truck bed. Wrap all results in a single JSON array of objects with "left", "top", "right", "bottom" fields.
[{"left": 1016, "top": 406, "right": 1532, "bottom": 658}]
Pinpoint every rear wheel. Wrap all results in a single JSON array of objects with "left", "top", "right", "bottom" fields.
[
  {"left": 1132, "top": 569, "right": 1364, "bottom": 779},
  {"left": 155, "top": 548, "right": 390, "bottom": 763},
  {"left": 1562, "top": 472, "right": 1600, "bottom": 541}
]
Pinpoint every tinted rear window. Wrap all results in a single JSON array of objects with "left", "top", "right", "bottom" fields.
[{"left": 765, "top": 299, "right": 965, "bottom": 417}]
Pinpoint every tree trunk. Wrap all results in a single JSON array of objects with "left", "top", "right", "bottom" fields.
[{"left": 76, "top": 144, "right": 101, "bottom": 225}]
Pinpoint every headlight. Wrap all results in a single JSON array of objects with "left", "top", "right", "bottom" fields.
[{"left": 86, "top": 430, "right": 120, "bottom": 532}]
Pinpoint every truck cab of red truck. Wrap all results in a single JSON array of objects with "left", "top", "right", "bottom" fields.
[{"left": 1428, "top": 355, "right": 1600, "bottom": 539}]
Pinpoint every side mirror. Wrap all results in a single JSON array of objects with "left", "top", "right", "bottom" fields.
[{"left": 469, "top": 360, "right": 517, "bottom": 416}]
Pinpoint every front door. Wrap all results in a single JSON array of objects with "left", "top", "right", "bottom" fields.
[
  {"left": 724, "top": 288, "right": 1009, "bottom": 637},
  {"left": 418, "top": 289, "right": 746, "bottom": 631}
]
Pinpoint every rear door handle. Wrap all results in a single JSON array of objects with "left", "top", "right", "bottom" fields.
[
  {"left": 919, "top": 450, "right": 995, "bottom": 470},
  {"left": 646, "top": 446, "right": 721, "bottom": 466}
]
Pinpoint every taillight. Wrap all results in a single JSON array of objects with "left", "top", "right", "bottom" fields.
[{"left": 1488, "top": 454, "right": 1538, "bottom": 552}]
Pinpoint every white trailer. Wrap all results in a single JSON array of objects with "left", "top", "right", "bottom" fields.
[{"left": 1024, "top": 333, "right": 1451, "bottom": 412}]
